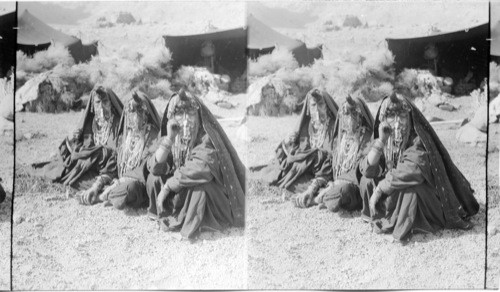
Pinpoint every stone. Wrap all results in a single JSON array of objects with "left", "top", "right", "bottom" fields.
[{"left": 456, "top": 124, "right": 486, "bottom": 145}]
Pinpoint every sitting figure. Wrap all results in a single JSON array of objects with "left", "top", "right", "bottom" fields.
[
  {"left": 316, "top": 95, "right": 374, "bottom": 212},
  {"left": 87, "top": 91, "right": 161, "bottom": 208},
  {"left": 33, "top": 85, "right": 123, "bottom": 200},
  {"left": 146, "top": 89, "right": 245, "bottom": 240},
  {"left": 359, "top": 93, "right": 479, "bottom": 241},
  {"left": 260, "top": 89, "right": 338, "bottom": 208}
]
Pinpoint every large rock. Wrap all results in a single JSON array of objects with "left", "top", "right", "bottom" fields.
[
  {"left": 469, "top": 105, "right": 487, "bottom": 132},
  {"left": 343, "top": 15, "right": 363, "bottom": 28},
  {"left": 116, "top": 12, "right": 136, "bottom": 24},
  {"left": 490, "top": 96, "right": 500, "bottom": 123},
  {"left": 456, "top": 123, "right": 486, "bottom": 145}
]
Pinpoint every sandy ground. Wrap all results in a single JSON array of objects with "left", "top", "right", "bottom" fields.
[
  {"left": 487, "top": 122, "right": 500, "bottom": 289},
  {"left": 246, "top": 95, "right": 486, "bottom": 289},
  {"left": 0, "top": 133, "right": 13, "bottom": 290},
  {"left": 13, "top": 95, "right": 247, "bottom": 289}
]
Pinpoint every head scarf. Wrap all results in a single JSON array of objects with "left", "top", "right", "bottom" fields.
[
  {"left": 377, "top": 93, "right": 413, "bottom": 170},
  {"left": 373, "top": 94, "right": 479, "bottom": 224},
  {"left": 292, "top": 89, "right": 339, "bottom": 152},
  {"left": 160, "top": 91, "right": 246, "bottom": 227},
  {"left": 331, "top": 95, "right": 374, "bottom": 180},
  {"left": 78, "top": 85, "right": 123, "bottom": 148},
  {"left": 117, "top": 91, "right": 161, "bottom": 177},
  {"left": 164, "top": 90, "right": 202, "bottom": 168}
]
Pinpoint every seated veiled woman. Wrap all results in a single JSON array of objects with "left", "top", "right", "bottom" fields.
[
  {"left": 146, "top": 89, "right": 245, "bottom": 240},
  {"left": 314, "top": 95, "right": 374, "bottom": 212},
  {"left": 81, "top": 91, "right": 161, "bottom": 208},
  {"left": 359, "top": 93, "right": 479, "bottom": 241},
  {"left": 33, "top": 85, "right": 123, "bottom": 199},
  {"left": 258, "top": 89, "right": 338, "bottom": 207}
]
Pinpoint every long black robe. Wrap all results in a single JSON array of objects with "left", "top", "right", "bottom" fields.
[
  {"left": 257, "top": 89, "right": 339, "bottom": 193},
  {"left": 322, "top": 96, "right": 374, "bottom": 212},
  {"left": 106, "top": 91, "right": 161, "bottom": 209},
  {"left": 359, "top": 95, "right": 479, "bottom": 240},
  {"left": 146, "top": 93, "right": 246, "bottom": 239},
  {"left": 32, "top": 86, "right": 123, "bottom": 191}
]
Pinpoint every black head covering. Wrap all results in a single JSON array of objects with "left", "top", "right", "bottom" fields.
[
  {"left": 160, "top": 90, "right": 246, "bottom": 227},
  {"left": 118, "top": 90, "right": 161, "bottom": 136},
  {"left": 331, "top": 95, "right": 374, "bottom": 181},
  {"left": 116, "top": 91, "right": 161, "bottom": 177},
  {"left": 294, "top": 88, "right": 339, "bottom": 151},
  {"left": 373, "top": 94, "right": 479, "bottom": 224},
  {"left": 77, "top": 85, "right": 123, "bottom": 149}
]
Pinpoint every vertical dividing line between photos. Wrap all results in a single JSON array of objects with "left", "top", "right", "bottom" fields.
[
  {"left": 486, "top": 1, "right": 491, "bottom": 289},
  {"left": 10, "top": 2, "right": 17, "bottom": 290},
  {"left": 244, "top": 6, "right": 249, "bottom": 285}
]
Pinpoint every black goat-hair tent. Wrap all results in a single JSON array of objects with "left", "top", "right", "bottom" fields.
[
  {"left": 17, "top": 9, "right": 98, "bottom": 63},
  {"left": 386, "top": 23, "right": 488, "bottom": 87},
  {"left": 164, "top": 27, "right": 248, "bottom": 80},
  {"left": 0, "top": 11, "right": 16, "bottom": 78},
  {"left": 247, "top": 14, "right": 322, "bottom": 66},
  {"left": 164, "top": 16, "right": 323, "bottom": 78}
]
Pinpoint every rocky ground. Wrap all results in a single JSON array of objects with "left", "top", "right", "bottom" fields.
[
  {"left": 13, "top": 95, "right": 248, "bottom": 289},
  {"left": 246, "top": 95, "right": 486, "bottom": 289},
  {"left": 487, "top": 122, "right": 500, "bottom": 288},
  {"left": 13, "top": 3, "right": 250, "bottom": 288},
  {"left": 0, "top": 133, "right": 13, "bottom": 290}
]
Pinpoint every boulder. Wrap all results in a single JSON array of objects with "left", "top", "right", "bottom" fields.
[
  {"left": 490, "top": 96, "right": 500, "bottom": 123},
  {"left": 116, "top": 12, "right": 136, "bottom": 25},
  {"left": 469, "top": 105, "right": 487, "bottom": 132},
  {"left": 456, "top": 123, "right": 486, "bottom": 145}
]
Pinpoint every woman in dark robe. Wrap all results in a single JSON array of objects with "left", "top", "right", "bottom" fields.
[
  {"left": 146, "top": 89, "right": 245, "bottom": 240},
  {"left": 315, "top": 95, "right": 374, "bottom": 212},
  {"left": 360, "top": 93, "right": 479, "bottom": 241},
  {"left": 83, "top": 91, "right": 161, "bottom": 209},
  {"left": 257, "top": 89, "right": 338, "bottom": 208},
  {"left": 33, "top": 85, "right": 123, "bottom": 201}
]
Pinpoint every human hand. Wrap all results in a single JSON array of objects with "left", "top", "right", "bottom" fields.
[
  {"left": 315, "top": 181, "right": 334, "bottom": 204},
  {"left": 294, "top": 191, "right": 313, "bottom": 208},
  {"left": 378, "top": 121, "right": 392, "bottom": 144},
  {"left": 166, "top": 119, "right": 181, "bottom": 142}
]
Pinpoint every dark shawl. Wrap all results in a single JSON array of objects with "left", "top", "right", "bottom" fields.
[
  {"left": 33, "top": 86, "right": 123, "bottom": 187},
  {"left": 116, "top": 91, "right": 161, "bottom": 183},
  {"left": 159, "top": 94, "right": 246, "bottom": 227},
  {"left": 257, "top": 89, "right": 338, "bottom": 190},
  {"left": 373, "top": 95, "right": 479, "bottom": 226},
  {"left": 279, "top": 89, "right": 339, "bottom": 164},
  {"left": 68, "top": 86, "right": 123, "bottom": 157},
  {"left": 331, "top": 96, "right": 374, "bottom": 183}
]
